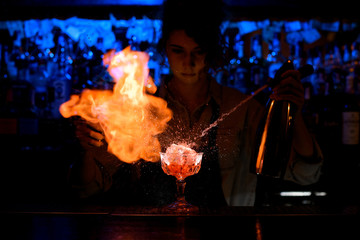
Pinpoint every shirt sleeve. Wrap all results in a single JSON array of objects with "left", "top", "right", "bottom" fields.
[
  {"left": 69, "top": 145, "right": 123, "bottom": 198},
  {"left": 283, "top": 137, "right": 324, "bottom": 185}
]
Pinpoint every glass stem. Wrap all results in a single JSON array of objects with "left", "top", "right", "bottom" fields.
[{"left": 176, "top": 179, "right": 186, "bottom": 201}]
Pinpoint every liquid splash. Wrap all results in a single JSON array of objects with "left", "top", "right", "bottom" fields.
[{"left": 198, "top": 84, "right": 268, "bottom": 138}]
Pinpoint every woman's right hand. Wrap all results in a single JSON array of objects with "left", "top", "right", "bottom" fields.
[{"left": 73, "top": 117, "right": 105, "bottom": 148}]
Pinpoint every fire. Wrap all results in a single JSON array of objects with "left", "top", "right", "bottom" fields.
[{"left": 60, "top": 46, "right": 173, "bottom": 163}]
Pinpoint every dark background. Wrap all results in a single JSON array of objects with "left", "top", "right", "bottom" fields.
[{"left": 1, "top": 0, "right": 358, "bottom": 20}]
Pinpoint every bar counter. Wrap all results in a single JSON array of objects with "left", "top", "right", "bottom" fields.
[{"left": 1, "top": 202, "right": 359, "bottom": 240}]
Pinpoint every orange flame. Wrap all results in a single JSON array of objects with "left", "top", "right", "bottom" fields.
[{"left": 60, "top": 46, "right": 173, "bottom": 163}]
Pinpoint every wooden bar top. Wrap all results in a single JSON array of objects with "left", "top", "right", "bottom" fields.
[
  {"left": 2, "top": 202, "right": 359, "bottom": 216},
  {"left": 1, "top": 202, "right": 359, "bottom": 240}
]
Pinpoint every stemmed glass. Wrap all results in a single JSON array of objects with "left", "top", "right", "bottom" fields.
[{"left": 160, "top": 150, "right": 203, "bottom": 213}]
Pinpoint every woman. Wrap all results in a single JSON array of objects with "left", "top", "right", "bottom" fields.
[{"left": 68, "top": 0, "right": 323, "bottom": 206}]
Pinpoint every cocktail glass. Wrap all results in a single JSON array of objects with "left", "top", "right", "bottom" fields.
[{"left": 160, "top": 151, "right": 203, "bottom": 213}]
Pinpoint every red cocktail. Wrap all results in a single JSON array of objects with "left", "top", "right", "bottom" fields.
[{"left": 160, "top": 144, "right": 203, "bottom": 213}]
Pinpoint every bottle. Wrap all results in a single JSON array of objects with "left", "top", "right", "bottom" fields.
[
  {"left": 333, "top": 67, "right": 360, "bottom": 205},
  {"left": 302, "top": 81, "right": 318, "bottom": 134},
  {"left": 251, "top": 60, "right": 314, "bottom": 178},
  {"left": 232, "top": 33, "right": 250, "bottom": 94},
  {"left": 33, "top": 58, "right": 49, "bottom": 118},
  {"left": 147, "top": 26, "right": 162, "bottom": 87},
  {"left": 0, "top": 44, "right": 10, "bottom": 81},
  {"left": 249, "top": 34, "right": 269, "bottom": 105},
  {"left": 342, "top": 68, "right": 359, "bottom": 146},
  {"left": 72, "top": 36, "right": 91, "bottom": 90},
  {"left": 267, "top": 32, "right": 285, "bottom": 79},
  {"left": 342, "top": 96, "right": 359, "bottom": 146},
  {"left": 0, "top": 43, "right": 11, "bottom": 113},
  {"left": 48, "top": 33, "right": 72, "bottom": 118}
]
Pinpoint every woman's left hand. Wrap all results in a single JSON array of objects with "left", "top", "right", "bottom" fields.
[{"left": 270, "top": 69, "right": 304, "bottom": 111}]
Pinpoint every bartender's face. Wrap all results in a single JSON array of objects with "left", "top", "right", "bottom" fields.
[{"left": 165, "top": 30, "right": 207, "bottom": 85}]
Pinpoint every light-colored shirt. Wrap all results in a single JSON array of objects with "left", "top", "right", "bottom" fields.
[{"left": 73, "top": 77, "right": 324, "bottom": 206}]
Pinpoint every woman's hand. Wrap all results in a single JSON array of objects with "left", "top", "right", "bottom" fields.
[
  {"left": 73, "top": 118, "right": 105, "bottom": 148},
  {"left": 270, "top": 69, "right": 304, "bottom": 111}
]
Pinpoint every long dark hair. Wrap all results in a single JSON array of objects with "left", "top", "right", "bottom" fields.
[{"left": 157, "top": 0, "right": 227, "bottom": 72}]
